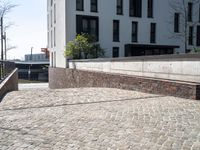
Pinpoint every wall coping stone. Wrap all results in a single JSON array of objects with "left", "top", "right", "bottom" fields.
[{"left": 69, "top": 54, "right": 200, "bottom": 62}]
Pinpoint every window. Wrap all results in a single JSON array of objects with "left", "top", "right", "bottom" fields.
[
  {"left": 199, "top": 4, "right": 200, "bottom": 22},
  {"left": 117, "top": 0, "right": 123, "bottom": 15},
  {"left": 147, "top": 0, "right": 153, "bottom": 18},
  {"left": 51, "top": 30, "right": 53, "bottom": 48},
  {"left": 188, "top": 2, "right": 193, "bottom": 22},
  {"left": 47, "top": 14, "right": 49, "bottom": 29},
  {"left": 129, "top": 0, "right": 142, "bottom": 17},
  {"left": 76, "top": 0, "right": 84, "bottom": 11},
  {"left": 76, "top": 15, "right": 99, "bottom": 41},
  {"left": 174, "top": 13, "right": 179, "bottom": 33},
  {"left": 47, "top": 32, "right": 49, "bottom": 48},
  {"left": 91, "top": 0, "right": 97, "bottom": 12},
  {"left": 51, "top": 10, "right": 52, "bottom": 27},
  {"left": 113, "top": 20, "right": 120, "bottom": 42},
  {"left": 132, "top": 22, "right": 138, "bottom": 42},
  {"left": 54, "top": 27, "right": 56, "bottom": 47},
  {"left": 51, "top": 52, "right": 53, "bottom": 67},
  {"left": 51, "top": 0, "right": 53, "bottom": 6},
  {"left": 197, "top": 26, "right": 200, "bottom": 46},
  {"left": 150, "top": 23, "right": 156, "bottom": 43},
  {"left": 54, "top": 4, "right": 56, "bottom": 23},
  {"left": 113, "top": 47, "right": 119, "bottom": 58},
  {"left": 189, "top": 26, "right": 193, "bottom": 45}
]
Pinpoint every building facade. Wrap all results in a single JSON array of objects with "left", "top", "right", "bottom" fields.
[
  {"left": 47, "top": 0, "right": 200, "bottom": 68},
  {"left": 25, "top": 53, "right": 49, "bottom": 62}
]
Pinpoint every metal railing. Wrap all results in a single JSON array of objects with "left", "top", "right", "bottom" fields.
[{"left": 0, "top": 60, "right": 15, "bottom": 82}]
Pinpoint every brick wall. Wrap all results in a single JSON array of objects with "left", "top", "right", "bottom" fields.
[
  {"left": 0, "top": 68, "right": 18, "bottom": 100},
  {"left": 49, "top": 67, "right": 200, "bottom": 100}
]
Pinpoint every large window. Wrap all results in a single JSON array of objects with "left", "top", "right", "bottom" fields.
[
  {"left": 197, "top": 26, "right": 200, "bottom": 46},
  {"left": 188, "top": 2, "right": 193, "bottom": 22},
  {"left": 174, "top": 13, "right": 180, "bottom": 33},
  {"left": 113, "top": 47, "right": 119, "bottom": 58},
  {"left": 117, "top": 0, "right": 123, "bottom": 15},
  {"left": 189, "top": 26, "right": 193, "bottom": 45},
  {"left": 54, "top": 3, "right": 56, "bottom": 23},
  {"left": 132, "top": 22, "right": 138, "bottom": 42},
  {"left": 54, "top": 27, "right": 56, "bottom": 47},
  {"left": 76, "top": 0, "right": 84, "bottom": 11},
  {"left": 76, "top": 15, "right": 99, "bottom": 41},
  {"left": 50, "top": 10, "right": 52, "bottom": 27},
  {"left": 147, "top": 0, "right": 153, "bottom": 18},
  {"left": 199, "top": 4, "right": 200, "bottom": 22},
  {"left": 51, "top": 30, "right": 53, "bottom": 48},
  {"left": 130, "top": 0, "right": 142, "bottom": 17},
  {"left": 150, "top": 23, "right": 156, "bottom": 43},
  {"left": 113, "top": 20, "right": 120, "bottom": 42},
  {"left": 91, "top": 0, "right": 97, "bottom": 12}
]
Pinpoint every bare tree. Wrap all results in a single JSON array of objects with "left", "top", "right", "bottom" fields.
[
  {"left": 0, "top": 0, "right": 17, "bottom": 60},
  {"left": 169, "top": 0, "right": 200, "bottom": 52}
]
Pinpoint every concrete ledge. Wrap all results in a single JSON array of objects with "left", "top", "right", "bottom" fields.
[
  {"left": 49, "top": 67, "right": 200, "bottom": 100},
  {"left": 69, "top": 54, "right": 200, "bottom": 83},
  {"left": 0, "top": 68, "right": 18, "bottom": 100},
  {"left": 70, "top": 54, "right": 200, "bottom": 62}
]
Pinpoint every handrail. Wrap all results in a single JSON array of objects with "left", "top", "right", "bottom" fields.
[{"left": 0, "top": 60, "right": 16, "bottom": 82}]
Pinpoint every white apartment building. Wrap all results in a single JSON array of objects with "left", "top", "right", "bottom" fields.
[{"left": 47, "top": 0, "right": 200, "bottom": 68}]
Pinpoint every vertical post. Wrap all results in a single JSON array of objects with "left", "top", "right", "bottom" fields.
[
  {"left": 4, "top": 32, "right": 6, "bottom": 60},
  {"left": 30, "top": 47, "right": 33, "bottom": 61},
  {"left": 1, "top": 17, "right": 3, "bottom": 61},
  {"left": 0, "top": 17, "right": 4, "bottom": 79}
]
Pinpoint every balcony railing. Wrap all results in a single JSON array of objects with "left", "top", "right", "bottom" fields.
[{"left": 0, "top": 60, "right": 16, "bottom": 82}]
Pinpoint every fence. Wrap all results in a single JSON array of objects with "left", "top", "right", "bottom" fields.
[{"left": 0, "top": 60, "right": 16, "bottom": 82}]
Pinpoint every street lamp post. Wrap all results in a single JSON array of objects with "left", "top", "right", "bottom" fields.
[
  {"left": 1, "top": 17, "right": 3, "bottom": 61},
  {"left": 31, "top": 47, "right": 33, "bottom": 61},
  {"left": 4, "top": 32, "right": 6, "bottom": 60}
]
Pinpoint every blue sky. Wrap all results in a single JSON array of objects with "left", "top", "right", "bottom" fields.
[{"left": 6, "top": 0, "right": 47, "bottom": 60}]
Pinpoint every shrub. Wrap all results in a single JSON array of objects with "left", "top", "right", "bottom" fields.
[{"left": 65, "top": 33, "right": 104, "bottom": 59}]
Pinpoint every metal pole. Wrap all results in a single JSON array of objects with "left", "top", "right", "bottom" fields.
[
  {"left": 4, "top": 32, "right": 6, "bottom": 60},
  {"left": 1, "top": 17, "right": 3, "bottom": 61},
  {"left": 30, "top": 47, "right": 33, "bottom": 61}
]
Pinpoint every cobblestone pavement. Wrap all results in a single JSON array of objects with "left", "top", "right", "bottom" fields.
[{"left": 0, "top": 88, "right": 200, "bottom": 150}]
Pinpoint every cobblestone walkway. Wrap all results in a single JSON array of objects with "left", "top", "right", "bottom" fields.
[{"left": 0, "top": 88, "right": 200, "bottom": 150}]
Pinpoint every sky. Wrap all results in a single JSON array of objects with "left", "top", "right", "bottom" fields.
[{"left": 6, "top": 0, "right": 47, "bottom": 60}]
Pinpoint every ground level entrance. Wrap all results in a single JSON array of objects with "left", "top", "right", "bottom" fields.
[{"left": 125, "top": 44, "right": 179, "bottom": 57}]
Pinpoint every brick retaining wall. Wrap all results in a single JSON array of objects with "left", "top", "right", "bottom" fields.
[
  {"left": 0, "top": 68, "right": 18, "bottom": 100},
  {"left": 49, "top": 67, "right": 200, "bottom": 100}
]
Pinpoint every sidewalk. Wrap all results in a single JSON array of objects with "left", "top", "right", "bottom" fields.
[{"left": 19, "top": 83, "right": 49, "bottom": 90}]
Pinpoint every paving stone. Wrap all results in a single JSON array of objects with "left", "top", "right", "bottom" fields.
[{"left": 0, "top": 88, "right": 200, "bottom": 149}]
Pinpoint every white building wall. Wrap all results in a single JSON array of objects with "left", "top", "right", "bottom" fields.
[{"left": 48, "top": 0, "right": 200, "bottom": 68}]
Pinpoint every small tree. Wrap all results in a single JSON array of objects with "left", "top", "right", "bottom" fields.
[{"left": 65, "top": 33, "right": 104, "bottom": 59}]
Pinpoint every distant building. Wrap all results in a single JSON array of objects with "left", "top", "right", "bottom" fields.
[
  {"left": 25, "top": 53, "right": 49, "bottom": 62},
  {"left": 15, "top": 52, "right": 49, "bottom": 81}
]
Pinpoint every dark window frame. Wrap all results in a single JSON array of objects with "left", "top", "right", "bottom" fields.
[
  {"left": 76, "top": 15, "right": 99, "bottom": 41},
  {"left": 113, "top": 47, "right": 119, "bottom": 58},
  {"left": 132, "top": 21, "right": 138, "bottom": 42},
  {"left": 196, "top": 26, "right": 200, "bottom": 46},
  {"left": 188, "top": 2, "right": 193, "bottom": 22},
  {"left": 147, "top": 0, "right": 153, "bottom": 18},
  {"left": 91, "top": 0, "right": 98, "bottom": 12},
  {"left": 199, "top": 4, "right": 200, "bottom": 22},
  {"left": 174, "top": 13, "right": 180, "bottom": 33},
  {"left": 117, "top": 0, "right": 123, "bottom": 15},
  {"left": 113, "top": 20, "right": 120, "bottom": 42},
  {"left": 150, "top": 23, "right": 156, "bottom": 43},
  {"left": 76, "top": 0, "right": 84, "bottom": 11},
  {"left": 129, "top": 0, "right": 142, "bottom": 17},
  {"left": 189, "top": 26, "right": 194, "bottom": 45}
]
